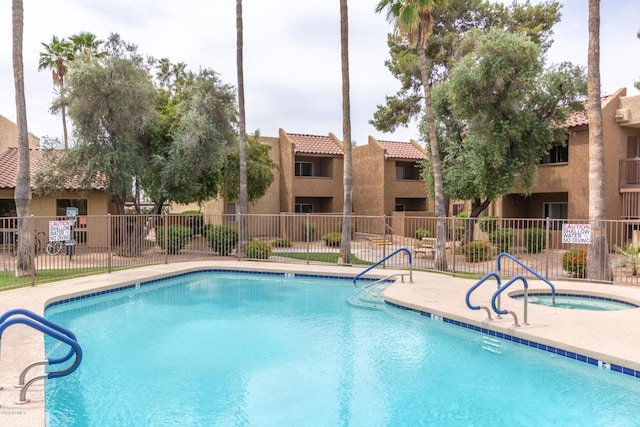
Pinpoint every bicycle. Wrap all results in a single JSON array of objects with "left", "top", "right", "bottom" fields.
[{"left": 12, "top": 231, "right": 64, "bottom": 256}]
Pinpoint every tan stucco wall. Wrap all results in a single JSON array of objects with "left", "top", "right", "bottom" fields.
[
  {"left": 353, "top": 137, "right": 385, "bottom": 215},
  {"left": 0, "top": 114, "right": 40, "bottom": 152}
]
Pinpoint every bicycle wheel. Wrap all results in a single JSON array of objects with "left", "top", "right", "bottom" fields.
[{"left": 46, "top": 241, "right": 63, "bottom": 256}]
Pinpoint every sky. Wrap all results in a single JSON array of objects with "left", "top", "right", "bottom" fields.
[{"left": 1, "top": 0, "right": 639, "bottom": 147}]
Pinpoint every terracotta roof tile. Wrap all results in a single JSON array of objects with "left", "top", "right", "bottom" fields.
[
  {"left": 378, "top": 140, "right": 426, "bottom": 160},
  {"left": 289, "top": 133, "right": 344, "bottom": 156},
  {"left": 0, "top": 148, "right": 106, "bottom": 190},
  {"left": 565, "top": 94, "right": 614, "bottom": 128}
]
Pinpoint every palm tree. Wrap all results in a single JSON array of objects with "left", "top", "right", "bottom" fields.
[
  {"left": 339, "top": 0, "right": 353, "bottom": 265},
  {"left": 38, "top": 35, "right": 73, "bottom": 148},
  {"left": 69, "top": 31, "right": 104, "bottom": 56},
  {"left": 236, "top": 0, "right": 249, "bottom": 258},
  {"left": 376, "top": 0, "right": 448, "bottom": 270},
  {"left": 586, "top": 0, "right": 612, "bottom": 281},
  {"left": 12, "top": 0, "right": 33, "bottom": 277}
]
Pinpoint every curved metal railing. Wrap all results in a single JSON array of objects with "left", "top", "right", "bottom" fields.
[
  {"left": 353, "top": 247, "right": 413, "bottom": 286},
  {"left": 497, "top": 253, "right": 556, "bottom": 304},
  {"left": 465, "top": 272, "right": 502, "bottom": 321},
  {"left": 491, "top": 275, "right": 529, "bottom": 327}
]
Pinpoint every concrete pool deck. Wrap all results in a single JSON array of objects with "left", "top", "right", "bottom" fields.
[{"left": 1, "top": 260, "right": 640, "bottom": 426}]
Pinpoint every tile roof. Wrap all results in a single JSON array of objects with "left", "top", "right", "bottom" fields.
[
  {"left": 0, "top": 148, "right": 106, "bottom": 190},
  {"left": 565, "top": 94, "right": 615, "bottom": 128},
  {"left": 378, "top": 140, "right": 427, "bottom": 160},
  {"left": 288, "top": 133, "right": 344, "bottom": 156}
]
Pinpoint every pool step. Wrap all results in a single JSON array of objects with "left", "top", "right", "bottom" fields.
[{"left": 481, "top": 336, "right": 502, "bottom": 354}]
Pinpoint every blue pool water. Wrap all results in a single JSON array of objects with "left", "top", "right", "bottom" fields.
[
  {"left": 513, "top": 293, "right": 638, "bottom": 311},
  {"left": 45, "top": 271, "right": 640, "bottom": 426}
]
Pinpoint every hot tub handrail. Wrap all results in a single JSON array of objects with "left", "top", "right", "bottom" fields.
[
  {"left": 353, "top": 247, "right": 412, "bottom": 286},
  {"left": 465, "top": 272, "right": 501, "bottom": 320},
  {"left": 497, "top": 253, "right": 555, "bottom": 303},
  {"left": 491, "top": 275, "right": 529, "bottom": 327}
]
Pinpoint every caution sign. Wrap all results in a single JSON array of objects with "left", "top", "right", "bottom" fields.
[
  {"left": 562, "top": 223, "right": 591, "bottom": 244},
  {"left": 49, "top": 220, "right": 72, "bottom": 242}
]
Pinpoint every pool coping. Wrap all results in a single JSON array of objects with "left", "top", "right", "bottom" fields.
[{"left": 2, "top": 260, "right": 640, "bottom": 426}]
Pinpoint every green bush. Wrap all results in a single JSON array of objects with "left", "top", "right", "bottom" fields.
[
  {"left": 206, "top": 224, "right": 238, "bottom": 256},
  {"left": 562, "top": 249, "right": 587, "bottom": 278},
  {"left": 461, "top": 241, "right": 493, "bottom": 262},
  {"left": 246, "top": 239, "right": 273, "bottom": 259},
  {"left": 156, "top": 225, "right": 191, "bottom": 254},
  {"left": 272, "top": 238, "right": 292, "bottom": 248},
  {"left": 478, "top": 216, "right": 499, "bottom": 234},
  {"left": 415, "top": 228, "right": 431, "bottom": 239},
  {"left": 524, "top": 228, "right": 546, "bottom": 254},
  {"left": 322, "top": 232, "right": 342, "bottom": 247},
  {"left": 488, "top": 229, "right": 514, "bottom": 253},
  {"left": 302, "top": 222, "right": 316, "bottom": 241},
  {"left": 182, "top": 210, "right": 204, "bottom": 235}
]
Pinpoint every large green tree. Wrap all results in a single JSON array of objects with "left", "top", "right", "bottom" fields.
[
  {"left": 586, "top": 0, "right": 611, "bottom": 281},
  {"left": 433, "top": 28, "right": 586, "bottom": 225},
  {"left": 376, "top": 0, "right": 449, "bottom": 271},
  {"left": 12, "top": 0, "right": 32, "bottom": 277},
  {"left": 339, "top": 0, "right": 353, "bottom": 265}
]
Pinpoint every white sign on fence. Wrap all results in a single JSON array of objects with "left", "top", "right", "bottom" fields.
[
  {"left": 49, "top": 220, "right": 72, "bottom": 242},
  {"left": 562, "top": 223, "right": 591, "bottom": 244}
]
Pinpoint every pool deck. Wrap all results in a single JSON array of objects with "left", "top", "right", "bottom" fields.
[{"left": 1, "top": 260, "right": 640, "bottom": 426}]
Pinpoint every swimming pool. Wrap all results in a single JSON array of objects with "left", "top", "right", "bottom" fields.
[
  {"left": 45, "top": 270, "right": 640, "bottom": 426},
  {"left": 512, "top": 292, "right": 639, "bottom": 311}
]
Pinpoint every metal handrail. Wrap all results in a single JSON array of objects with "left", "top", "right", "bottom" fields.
[
  {"left": 491, "top": 275, "right": 529, "bottom": 327},
  {"left": 496, "top": 253, "right": 556, "bottom": 304},
  {"left": 0, "top": 309, "right": 82, "bottom": 404},
  {"left": 353, "top": 247, "right": 412, "bottom": 286},
  {"left": 465, "top": 272, "right": 501, "bottom": 320}
]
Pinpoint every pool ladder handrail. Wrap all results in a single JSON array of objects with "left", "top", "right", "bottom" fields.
[
  {"left": 353, "top": 247, "right": 413, "bottom": 286},
  {"left": 491, "top": 275, "right": 529, "bottom": 327},
  {"left": 497, "top": 253, "right": 556, "bottom": 304},
  {"left": 0, "top": 308, "right": 83, "bottom": 405},
  {"left": 465, "top": 272, "right": 502, "bottom": 321}
]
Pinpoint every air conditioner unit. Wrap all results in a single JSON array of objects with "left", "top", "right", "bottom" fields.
[{"left": 615, "top": 108, "right": 631, "bottom": 122}]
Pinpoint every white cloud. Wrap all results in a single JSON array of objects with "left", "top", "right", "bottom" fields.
[{"left": 1, "top": 0, "right": 638, "bottom": 147}]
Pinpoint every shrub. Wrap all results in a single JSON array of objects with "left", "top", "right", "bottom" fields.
[
  {"left": 272, "top": 238, "right": 292, "bottom": 248},
  {"left": 478, "top": 216, "right": 499, "bottom": 234},
  {"left": 524, "top": 228, "right": 546, "bottom": 254},
  {"left": 246, "top": 239, "right": 273, "bottom": 259},
  {"left": 183, "top": 210, "right": 204, "bottom": 235},
  {"left": 562, "top": 249, "right": 587, "bottom": 278},
  {"left": 461, "top": 241, "right": 493, "bottom": 262},
  {"left": 415, "top": 228, "right": 431, "bottom": 240},
  {"left": 302, "top": 222, "right": 316, "bottom": 241},
  {"left": 206, "top": 225, "right": 238, "bottom": 256},
  {"left": 156, "top": 225, "right": 191, "bottom": 254},
  {"left": 322, "top": 232, "right": 342, "bottom": 247},
  {"left": 615, "top": 243, "right": 640, "bottom": 276},
  {"left": 488, "top": 229, "right": 514, "bottom": 253}
]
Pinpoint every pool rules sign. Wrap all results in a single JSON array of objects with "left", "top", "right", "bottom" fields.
[{"left": 562, "top": 223, "right": 591, "bottom": 244}]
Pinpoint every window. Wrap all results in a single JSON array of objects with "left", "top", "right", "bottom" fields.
[
  {"left": 295, "top": 162, "right": 313, "bottom": 177},
  {"left": 626, "top": 136, "right": 640, "bottom": 158},
  {"left": 0, "top": 199, "right": 16, "bottom": 218},
  {"left": 543, "top": 202, "right": 568, "bottom": 230},
  {"left": 395, "top": 204, "right": 405, "bottom": 212},
  {"left": 452, "top": 203, "right": 465, "bottom": 216},
  {"left": 395, "top": 161, "right": 420, "bottom": 180},
  {"left": 226, "top": 202, "right": 237, "bottom": 221},
  {"left": 541, "top": 141, "right": 568, "bottom": 164},
  {"left": 395, "top": 166, "right": 405, "bottom": 180},
  {"left": 295, "top": 204, "right": 313, "bottom": 213}
]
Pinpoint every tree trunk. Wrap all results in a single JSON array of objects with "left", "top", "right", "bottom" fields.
[
  {"left": 12, "top": 0, "right": 32, "bottom": 278},
  {"left": 418, "top": 47, "right": 447, "bottom": 271},
  {"left": 236, "top": 0, "right": 249, "bottom": 258},
  {"left": 339, "top": 0, "right": 353, "bottom": 265},
  {"left": 586, "top": 0, "right": 612, "bottom": 281}
]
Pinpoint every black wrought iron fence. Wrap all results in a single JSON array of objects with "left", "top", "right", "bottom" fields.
[{"left": 1, "top": 213, "right": 639, "bottom": 289}]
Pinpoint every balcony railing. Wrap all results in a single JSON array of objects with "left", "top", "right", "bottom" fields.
[{"left": 619, "top": 158, "right": 640, "bottom": 190}]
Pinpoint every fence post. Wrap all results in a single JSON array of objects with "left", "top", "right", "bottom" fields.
[
  {"left": 107, "top": 214, "right": 112, "bottom": 273},
  {"left": 305, "top": 213, "right": 310, "bottom": 265},
  {"left": 451, "top": 216, "right": 456, "bottom": 276},
  {"left": 545, "top": 217, "right": 550, "bottom": 278},
  {"left": 164, "top": 212, "right": 169, "bottom": 264},
  {"left": 30, "top": 215, "right": 36, "bottom": 286},
  {"left": 382, "top": 215, "right": 387, "bottom": 269}
]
